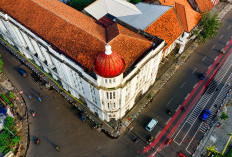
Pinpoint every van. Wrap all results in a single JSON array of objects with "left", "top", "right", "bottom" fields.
[{"left": 145, "top": 118, "right": 158, "bottom": 132}]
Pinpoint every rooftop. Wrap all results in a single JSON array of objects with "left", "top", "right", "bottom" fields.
[
  {"left": 118, "top": 3, "right": 171, "bottom": 30},
  {"left": 195, "top": 0, "right": 214, "bottom": 13},
  {"left": 144, "top": 8, "right": 184, "bottom": 50},
  {"left": 1, "top": 0, "right": 155, "bottom": 74},
  {"left": 84, "top": 0, "right": 142, "bottom": 20},
  {"left": 175, "top": 2, "right": 201, "bottom": 32}
]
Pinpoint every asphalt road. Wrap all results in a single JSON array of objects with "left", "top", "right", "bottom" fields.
[
  {"left": 125, "top": 8, "right": 232, "bottom": 157},
  {"left": 0, "top": 8, "right": 231, "bottom": 157}
]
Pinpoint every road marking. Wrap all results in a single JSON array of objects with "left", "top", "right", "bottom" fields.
[
  {"left": 165, "top": 117, "right": 171, "bottom": 124},
  {"left": 167, "top": 97, "right": 173, "bottom": 106},
  {"left": 212, "top": 44, "right": 215, "bottom": 50},
  {"left": 180, "top": 82, "right": 186, "bottom": 88},
  {"left": 192, "top": 68, "right": 197, "bottom": 74},
  {"left": 220, "top": 35, "right": 224, "bottom": 39},
  {"left": 185, "top": 93, "right": 190, "bottom": 100},
  {"left": 227, "top": 25, "right": 232, "bottom": 30},
  {"left": 202, "top": 56, "right": 207, "bottom": 62}
]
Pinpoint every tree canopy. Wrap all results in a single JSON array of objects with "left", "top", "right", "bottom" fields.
[
  {"left": 129, "top": 0, "right": 142, "bottom": 4},
  {"left": 195, "top": 12, "right": 221, "bottom": 43},
  {"left": 0, "top": 117, "right": 21, "bottom": 154},
  {"left": 70, "top": 0, "right": 95, "bottom": 11}
]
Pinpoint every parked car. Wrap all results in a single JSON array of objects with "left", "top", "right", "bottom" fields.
[
  {"left": 145, "top": 118, "right": 158, "bottom": 132},
  {"left": 200, "top": 110, "right": 211, "bottom": 121},
  {"left": 18, "top": 68, "right": 27, "bottom": 77}
]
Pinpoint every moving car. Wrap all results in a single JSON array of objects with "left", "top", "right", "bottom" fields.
[
  {"left": 145, "top": 118, "right": 158, "bottom": 132},
  {"left": 18, "top": 68, "right": 27, "bottom": 77},
  {"left": 199, "top": 73, "right": 206, "bottom": 80},
  {"left": 200, "top": 110, "right": 211, "bottom": 121}
]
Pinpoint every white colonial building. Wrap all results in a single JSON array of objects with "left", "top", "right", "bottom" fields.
[{"left": 0, "top": 0, "right": 165, "bottom": 122}]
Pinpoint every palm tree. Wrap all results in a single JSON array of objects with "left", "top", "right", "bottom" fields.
[{"left": 206, "top": 145, "right": 223, "bottom": 157}]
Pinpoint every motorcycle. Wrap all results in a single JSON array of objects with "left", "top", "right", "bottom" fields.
[
  {"left": 36, "top": 138, "right": 40, "bottom": 145},
  {"left": 55, "top": 146, "right": 60, "bottom": 151}
]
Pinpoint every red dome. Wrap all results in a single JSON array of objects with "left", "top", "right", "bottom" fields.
[{"left": 94, "top": 45, "right": 125, "bottom": 78}]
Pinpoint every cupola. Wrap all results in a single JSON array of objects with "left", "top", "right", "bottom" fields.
[{"left": 94, "top": 44, "right": 125, "bottom": 78}]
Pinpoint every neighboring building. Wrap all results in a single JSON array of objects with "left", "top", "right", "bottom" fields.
[
  {"left": 195, "top": 0, "right": 214, "bottom": 13},
  {"left": 0, "top": 0, "right": 165, "bottom": 122}
]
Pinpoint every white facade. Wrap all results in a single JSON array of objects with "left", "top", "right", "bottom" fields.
[{"left": 0, "top": 12, "right": 164, "bottom": 122}]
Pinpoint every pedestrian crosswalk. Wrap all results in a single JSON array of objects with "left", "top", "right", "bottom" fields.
[{"left": 174, "top": 52, "right": 232, "bottom": 145}]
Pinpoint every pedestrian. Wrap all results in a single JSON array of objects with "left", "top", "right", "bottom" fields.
[{"left": 28, "top": 95, "right": 32, "bottom": 99}]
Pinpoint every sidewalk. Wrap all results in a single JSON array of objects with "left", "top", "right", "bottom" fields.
[{"left": 0, "top": 73, "right": 29, "bottom": 157}]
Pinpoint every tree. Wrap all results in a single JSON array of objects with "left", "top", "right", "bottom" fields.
[
  {"left": 0, "top": 54, "right": 3, "bottom": 73},
  {"left": 70, "top": 0, "right": 95, "bottom": 11},
  {"left": 0, "top": 117, "right": 21, "bottom": 154},
  {"left": 206, "top": 145, "right": 223, "bottom": 157},
  {"left": 129, "top": 0, "right": 142, "bottom": 4},
  {"left": 221, "top": 112, "right": 229, "bottom": 120},
  {"left": 195, "top": 12, "right": 221, "bottom": 43}
]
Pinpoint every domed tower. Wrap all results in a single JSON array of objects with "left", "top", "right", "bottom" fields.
[
  {"left": 94, "top": 44, "right": 125, "bottom": 78},
  {"left": 94, "top": 44, "right": 125, "bottom": 121}
]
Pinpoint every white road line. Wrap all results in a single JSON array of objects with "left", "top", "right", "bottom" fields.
[
  {"left": 173, "top": 122, "right": 192, "bottom": 145},
  {"left": 185, "top": 93, "right": 190, "bottom": 100},
  {"left": 167, "top": 97, "right": 173, "bottom": 106},
  {"left": 220, "top": 35, "right": 224, "bottom": 39},
  {"left": 193, "top": 83, "right": 197, "bottom": 89},
  {"left": 180, "top": 82, "right": 186, "bottom": 88},
  {"left": 227, "top": 25, "right": 232, "bottom": 30},
  {"left": 212, "top": 44, "right": 215, "bottom": 50},
  {"left": 192, "top": 68, "right": 197, "bottom": 74},
  {"left": 165, "top": 117, "right": 171, "bottom": 124},
  {"left": 185, "top": 130, "right": 199, "bottom": 154},
  {"left": 202, "top": 56, "right": 207, "bottom": 61}
]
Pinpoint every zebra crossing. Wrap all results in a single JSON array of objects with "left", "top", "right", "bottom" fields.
[
  {"left": 186, "top": 71, "right": 232, "bottom": 154},
  {"left": 174, "top": 52, "right": 232, "bottom": 145}
]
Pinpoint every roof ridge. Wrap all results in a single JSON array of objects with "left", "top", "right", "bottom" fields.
[
  {"left": 172, "top": 5, "right": 185, "bottom": 33},
  {"left": 31, "top": 0, "right": 106, "bottom": 44},
  {"left": 175, "top": 2, "right": 188, "bottom": 31}
]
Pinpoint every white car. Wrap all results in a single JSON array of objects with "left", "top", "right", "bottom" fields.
[{"left": 145, "top": 118, "right": 158, "bottom": 132}]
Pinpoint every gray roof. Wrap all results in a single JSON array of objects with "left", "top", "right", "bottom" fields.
[
  {"left": 84, "top": 0, "right": 142, "bottom": 20},
  {"left": 117, "top": 3, "right": 171, "bottom": 30}
]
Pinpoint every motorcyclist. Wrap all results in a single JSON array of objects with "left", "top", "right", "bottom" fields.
[
  {"left": 32, "top": 111, "right": 35, "bottom": 117},
  {"left": 55, "top": 146, "right": 60, "bottom": 151},
  {"left": 36, "top": 138, "right": 40, "bottom": 145}
]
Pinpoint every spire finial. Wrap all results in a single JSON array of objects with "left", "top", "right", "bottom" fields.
[{"left": 105, "top": 44, "right": 112, "bottom": 55}]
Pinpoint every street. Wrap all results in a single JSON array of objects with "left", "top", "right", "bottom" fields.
[{"left": 0, "top": 6, "right": 231, "bottom": 157}]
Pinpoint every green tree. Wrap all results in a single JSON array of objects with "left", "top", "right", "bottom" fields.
[
  {"left": 70, "top": 0, "right": 95, "bottom": 11},
  {"left": 206, "top": 145, "right": 223, "bottom": 157},
  {"left": 221, "top": 112, "right": 229, "bottom": 120},
  {"left": 0, "top": 54, "right": 3, "bottom": 73},
  {"left": 0, "top": 117, "right": 21, "bottom": 154},
  {"left": 195, "top": 12, "right": 221, "bottom": 43},
  {"left": 129, "top": 0, "right": 142, "bottom": 4}
]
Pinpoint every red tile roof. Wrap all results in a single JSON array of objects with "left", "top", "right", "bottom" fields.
[
  {"left": 0, "top": 0, "right": 152, "bottom": 72},
  {"left": 195, "top": 0, "right": 214, "bottom": 13},
  {"left": 175, "top": 3, "right": 201, "bottom": 32},
  {"left": 145, "top": 8, "right": 184, "bottom": 50},
  {"left": 159, "top": 0, "right": 192, "bottom": 9}
]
